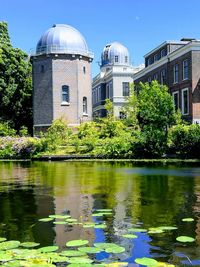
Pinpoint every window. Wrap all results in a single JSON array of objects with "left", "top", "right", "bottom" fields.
[
  {"left": 115, "top": 56, "right": 119, "bottom": 63},
  {"left": 83, "top": 97, "right": 87, "bottom": 114},
  {"left": 173, "top": 64, "right": 179, "bottom": 83},
  {"left": 61, "top": 85, "right": 69, "bottom": 103},
  {"left": 40, "top": 65, "right": 45, "bottom": 73},
  {"left": 182, "top": 88, "right": 189, "bottom": 115},
  {"left": 148, "top": 76, "right": 152, "bottom": 84},
  {"left": 160, "top": 69, "right": 166, "bottom": 85},
  {"left": 153, "top": 73, "right": 158, "bottom": 81},
  {"left": 183, "top": 59, "right": 189, "bottom": 80},
  {"left": 125, "top": 56, "right": 128, "bottom": 63},
  {"left": 154, "top": 54, "right": 158, "bottom": 62},
  {"left": 122, "top": 82, "right": 130, "bottom": 96},
  {"left": 172, "top": 91, "right": 179, "bottom": 110},
  {"left": 83, "top": 66, "right": 86, "bottom": 74},
  {"left": 161, "top": 49, "right": 167, "bottom": 57}
]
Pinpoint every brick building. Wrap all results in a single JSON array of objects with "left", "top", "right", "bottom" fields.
[
  {"left": 31, "top": 24, "right": 93, "bottom": 133},
  {"left": 133, "top": 38, "right": 200, "bottom": 123}
]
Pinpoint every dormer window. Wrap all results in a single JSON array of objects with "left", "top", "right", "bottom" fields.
[{"left": 161, "top": 49, "right": 167, "bottom": 57}]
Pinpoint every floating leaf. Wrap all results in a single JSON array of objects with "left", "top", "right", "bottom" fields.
[
  {"left": 66, "top": 240, "right": 89, "bottom": 247},
  {"left": 20, "top": 242, "right": 40, "bottom": 248},
  {"left": 182, "top": 218, "right": 194, "bottom": 222},
  {"left": 94, "top": 224, "right": 107, "bottom": 229},
  {"left": 66, "top": 218, "right": 78, "bottom": 223},
  {"left": 38, "top": 246, "right": 59, "bottom": 253},
  {"left": 53, "top": 221, "right": 67, "bottom": 225},
  {"left": 135, "top": 257, "right": 158, "bottom": 266},
  {"left": 106, "top": 263, "right": 128, "bottom": 267},
  {"left": 0, "top": 241, "right": 20, "bottom": 250},
  {"left": 94, "top": 243, "right": 118, "bottom": 249},
  {"left": 128, "top": 228, "right": 147, "bottom": 233},
  {"left": 67, "top": 264, "right": 93, "bottom": 267},
  {"left": 83, "top": 223, "right": 95, "bottom": 228},
  {"left": 39, "top": 218, "right": 54, "bottom": 222},
  {"left": 0, "top": 238, "right": 7, "bottom": 242},
  {"left": 78, "top": 246, "right": 102, "bottom": 254},
  {"left": 105, "top": 245, "right": 125, "bottom": 254},
  {"left": 60, "top": 250, "right": 86, "bottom": 257},
  {"left": 158, "top": 226, "right": 178, "bottom": 231},
  {"left": 121, "top": 234, "right": 137, "bottom": 239},
  {"left": 67, "top": 257, "right": 93, "bottom": 264},
  {"left": 96, "top": 209, "right": 112, "bottom": 212},
  {"left": 176, "top": 236, "right": 195, "bottom": 242}
]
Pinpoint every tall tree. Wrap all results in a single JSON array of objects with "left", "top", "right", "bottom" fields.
[{"left": 0, "top": 21, "right": 32, "bottom": 132}]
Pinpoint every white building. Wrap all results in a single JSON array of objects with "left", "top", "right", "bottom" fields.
[{"left": 92, "top": 42, "right": 143, "bottom": 118}]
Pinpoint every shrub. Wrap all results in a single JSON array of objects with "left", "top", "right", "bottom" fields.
[
  {"left": 168, "top": 124, "right": 200, "bottom": 158},
  {"left": 0, "top": 122, "right": 16, "bottom": 136}
]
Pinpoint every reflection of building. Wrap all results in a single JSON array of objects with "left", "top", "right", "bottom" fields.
[
  {"left": 133, "top": 38, "right": 200, "bottom": 123},
  {"left": 92, "top": 42, "right": 143, "bottom": 118},
  {"left": 31, "top": 24, "right": 93, "bottom": 132}
]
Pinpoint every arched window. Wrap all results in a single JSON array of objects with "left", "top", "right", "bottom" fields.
[
  {"left": 83, "top": 97, "right": 87, "bottom": 114},
  {"left": 62, "top": 85, "right": 69, "bottom": 103}
]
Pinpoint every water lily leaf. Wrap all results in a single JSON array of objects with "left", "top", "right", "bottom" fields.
[
  {"left": 3, "top": 261, "right": 21, "bottom": 267},
  {"left": 128, "top": 228, "right": 147, "bottom": 233},
  {"left": 60, "top": 250, "right": 86, "bottom": 257},
  {"left": 67, "top": 264, "right": 93, "bottom": 267},
  {"left": 182, "top": 218, "right": 194, "bottom": 222},
  {"left": 78, "top": 246, "right": 102, "bottom": 253},
  {"left": 176, "top": 236, "right": 195, "bottom": 242},
  {"left": 135, "top": 257, "right": 158, "bottom": 266},
  {"left": 67, "top": 257, "right": 93, "bottom": 264},
  {"left": 121, "top": 234, "right": 137, "bottom": 239},
  {"left": 49, "top": 215, "right": 71, "bottom": 219},
  {"left": 157, "top": 262, "right": 176, "bottom": 267},
  {"left": 66, "top": 218, "right": 78, "bottom": 223},
  {"left": 94, "top": 224, "right": 107, "bottom": 229},
  {"left": 53, "top": 221, "right": 67, "bottom": 225},
  {"left": 148, "top": 229, "right": 164, "bottom": 234},
  {"left": 39, "top": 218, "right": 54, "bottom": 222},
  {"left": 158, "top": 226, "right": 178, "bottom": 231},
  {"left": 106, "top": 263, "right": 128, "bottom": 267},
  {"left": 83, "top": 223, "right": 95, "bottom": 228},
  {"left": 38, "top": 245, "right": 59, "bottom": 253},
  {"left": 0, "top": 240, "right": 20, "bottom": 250},
  {"left": 105, "top": 245, "right": 125, "bottom": 254},
  {"left": 20, "top": 242, "right": 40, "bottom": 248},
  {"left": 92, "top": 213, "right": 104, "bottom": 217},
  {"left": 66, "top": 240, "right": 89, "bottom": 247},
  {"left": 0, "top": 238, "right": 7, "bottom": 242},
  {"left": 94, "top": 243, "right": 118, "bottom": 249}
]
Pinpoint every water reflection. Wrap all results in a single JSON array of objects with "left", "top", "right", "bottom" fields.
[{"left": 0, "top": 161, "right": 200, "bottom": 266}]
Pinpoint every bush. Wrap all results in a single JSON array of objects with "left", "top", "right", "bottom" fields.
[
  {"left": 168, "top": 124, "right": 200, "bottom": 158},
  {"left": 0, "top": 122, "right": 16, "bottom": 136}
]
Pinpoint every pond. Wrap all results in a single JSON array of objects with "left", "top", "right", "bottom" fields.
[{"left": 0, "top": 161, "right": 200, "bottom": 266}]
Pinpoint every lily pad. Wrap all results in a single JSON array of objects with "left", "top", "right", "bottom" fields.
[
  {"left": 176, "top": 236, "right": 195, "bottom": 242},
  {"left": 158, "top": 226, "right": 178, "bottom": 231},
  {"left": 182, "top": 218, "right": 194, "bottom": 222},
  {"left": 38, "top": 245, "right": 59, "bottom": 253},
  {"left": 67, "top": 257, "right": 93, "bottom": 264},
  {"left": 78, "top": 246, "right": 102, "bottom": 254},
  {"left": 0, "top": 240, "right": 20, "bottom": 250},
  {"left": 53, "top": 221, "right": 67, "bottom": 225},
  {"left": 128, "top": 228, "right": 147, "bottom": 233},
  {"left": 105, "top": 245, "right": 125, "bottom": 254},
  {"left": 60, "top": 250, "right": 86, "bottom": 257},
  {"left": 0, "top": 238, "right": 7, "bottom": 242},
  {"left": 94, "top": 224, "right": 107, "bottom": 229},
  {"left": 39, "top": 218, "right": 54, "bottom": 222},
  {"left": 20, "top": 242, "right": 40, "bottom": 248},
  {"left": 135, "top": 257, "right": 158, "bottom": 266},
  {"left": 49, "top": 215, "right": 71, "bottom": 219},
  {"left": 66, "top": 239, "right": 89, "bottom": 247}
]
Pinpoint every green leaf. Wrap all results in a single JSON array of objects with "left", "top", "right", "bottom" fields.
[
  {"left": 20, "top": 242, "right": 40, "bottom": 248},
  {"left": 67, "top": 257, "right": 93, "bottom": 264},
  {"left": 176, "top": 236, "right": 195, "bottom": 242},
  {"left": 60, "top": 250, "right": 86, "bottom": 257},
  {"left": 66, "top": 240, "right": 89, "bottom": 247},
  {"left": 39, "top": 218, "right": 54, "bottom": 222},
  {"left": 38, "top": 245, "right": 59, "bottom": 253},
  {"left": 182, "top": 218, "right": 194, "bottom": 222},
  {"left": 135, "top": 257, "right": 158, "bottom": 266},
  {"left": 78, "top": 246, "right": 102, "bottom": 254},
  {"left": 105, "top": 245, "right": 125, "bottom": 254},
  {"left": 128, "top": 228, "right": 147, "bottom": 233},
  {"left": 0, "top": 240, "right": 20, "bottom": 250},
  {"left": 121, "top": 234, "right": 137, "bottom": 239}
]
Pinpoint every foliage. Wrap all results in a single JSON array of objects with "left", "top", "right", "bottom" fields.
[
  {"left": 168, "top": 124, "right": 200, "bottom": 158},
  {"left": 0, "top": 121, "right": 16, "bottom": 136},
  {"left": 137, "top": 81, "right": 177, "bottom": 131},
  {"left": 0, "top": 21, "right": 32, "bottom": 132},
  {"left": 45, "top": 118, "right": 72, "bottom": 151},
  {"left": 121, "top": 83, "right": 138, "bottom": 127}
]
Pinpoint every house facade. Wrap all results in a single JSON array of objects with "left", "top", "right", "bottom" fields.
[
  {"left": 133, "top": 39, "right": 200, "bottom": 123},
  {"left": 92, "top": 42, "right": 143, "bottom": 119}
]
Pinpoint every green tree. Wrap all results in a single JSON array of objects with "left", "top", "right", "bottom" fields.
[{"left": 0, "top": 21, "right": 32, "bottom": 133}]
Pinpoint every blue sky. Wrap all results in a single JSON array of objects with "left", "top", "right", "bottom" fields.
[{"left": 1, "top": 0, "right": 200, "bottom": 76}]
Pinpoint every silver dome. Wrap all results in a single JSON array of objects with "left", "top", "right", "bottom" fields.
[
  {"left": 36, "top": 24, "right": 93, "bottom": 58},
  {"left": 101, "top": 42, "right": 130, "bottom": 66}
]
